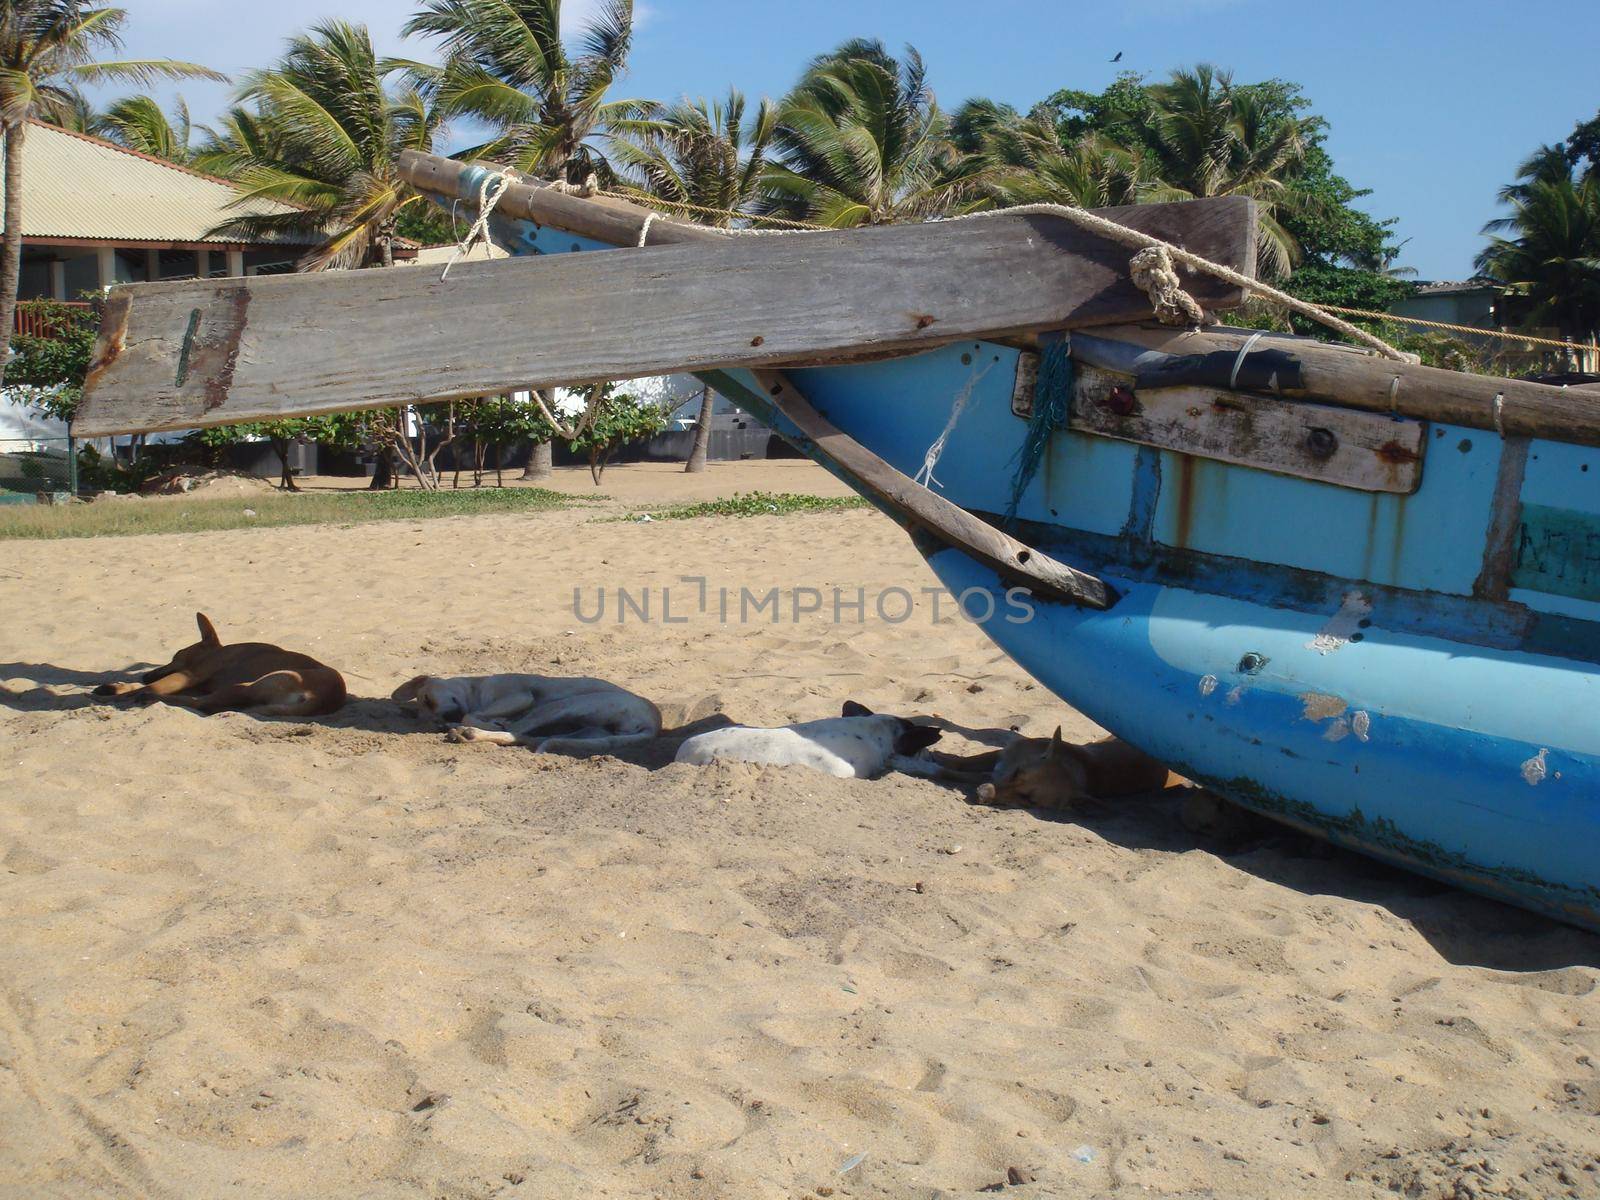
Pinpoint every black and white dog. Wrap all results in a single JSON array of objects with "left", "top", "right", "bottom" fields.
[{"left": 675, "top": 701, "right": 943, "bottom": 779}]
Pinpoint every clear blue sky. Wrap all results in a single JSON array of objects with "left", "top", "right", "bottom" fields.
[{"left": 114, "top": 0, "right": 1596, "bottom": 280}]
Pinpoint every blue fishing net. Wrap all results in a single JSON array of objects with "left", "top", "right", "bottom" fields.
[{"left": 1004, "top": 333, "right": 1071, "bottom": 526}]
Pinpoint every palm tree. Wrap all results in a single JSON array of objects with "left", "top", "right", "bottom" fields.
[
  {"left": 609, "top": 90, "right": 777, "bottom": 472},
  {"left": 207, "top": 20, "right": 441, "bottom": 270},
  {"left": 1476, "top": 175, "right": 1600, "bottom": 350},
  {"left": 402, "top": 0, "right": 650, "bottom": 186},
  {"left": 192, "top": 103, "right": 286, "bottom": 179},
  {"left": 951, "top": 98, "right": 1147, "bottom": 209},
  {"left": 1134, "top": 65, "right": 1308, "bottom": 277},
  {"left": 39, "top": 84, "right": 96, "bottom": 133},
  {"left": 0, "top": 1, "right": 224, "bottom": 385},
  {"left": 1499, "top": 143, "right": 1576, "bottom": 205},
  {"left": 94, "top": 94, "right": 194, "bottom": 162},
  {"left": 403, "top": 0, "right": 651, "bottom": 480},
  {"left": 609, "top": 90, "right": 777, "bottom": 225},
  {"left": 1343, "top": 236, "right": 1417, "bottom": 280},
  {"left": 759, "top": 39, "right": 969, "bottom": 228}
]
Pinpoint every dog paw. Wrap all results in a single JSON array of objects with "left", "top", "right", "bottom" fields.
[{"left": 446, "top": 726, "right": 477, "bottom": 743}]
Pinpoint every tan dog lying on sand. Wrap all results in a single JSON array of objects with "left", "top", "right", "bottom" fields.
[
  {"left": 976, "top": 729, "right": 1178, "bottom": 808},
  {"left": 394, "top": 673, "right": 662, "bottom": 755},
  {"left": 93, "top": 613, "right": 347, "bottom": 717},
  {"left": 919, "top": 727, "right": 1178, "bottom": 809}
]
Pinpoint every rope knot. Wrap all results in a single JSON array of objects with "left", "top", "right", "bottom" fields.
[
  {"left": 550, "top": 173, "right": 600, "bottom": 198},
  {"left": 1129, "top": 245, "right": 1208, "bottom": 328}
]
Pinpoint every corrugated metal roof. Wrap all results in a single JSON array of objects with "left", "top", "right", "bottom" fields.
[
  {"left": 5, "top": 121, "right": 314, "bottom": 246},
  {"left": 1414, "top": 279, "right": 1497, "bottom": 296}
]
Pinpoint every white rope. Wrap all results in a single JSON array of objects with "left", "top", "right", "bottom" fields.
[
  {"left": 915, "top": 361, "right": 994, "bottom": 489},
  {"left": 1229, "top": 330, "right": 1266, "bottom": 390},
  {"left": 938, "top": 203, "right": 1407, "bottom": 361},
  {"left": 637, "top": 212, "right": 658, "bottom": 247},
  {"left": 441, "top": 171, "right": 511, "bottom": 281}
]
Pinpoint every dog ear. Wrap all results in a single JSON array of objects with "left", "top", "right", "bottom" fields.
[
  {"left": 1048, "top": 726, "right": 1069, "bottom": 759},
  {"left": 841, "top": 700, "right": 874, "bottom": 718},
  {"left": 391, "top": 675, "right": 429, "bottom": 703},
  {"left": 195, "top": 613, "right": 221, "bottom": 647},
  {"left": 901, "top": 724, "right": 944, "bottom": 753}
]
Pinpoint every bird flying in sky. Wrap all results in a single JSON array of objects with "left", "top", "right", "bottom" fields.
[{"left": 1110, "top": 51, "right": 1123, "bottom": 63}]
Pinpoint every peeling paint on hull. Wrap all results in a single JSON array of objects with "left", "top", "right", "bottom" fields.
[{"left": 492, "top": 208, "right": 1600, "bottom": 932}]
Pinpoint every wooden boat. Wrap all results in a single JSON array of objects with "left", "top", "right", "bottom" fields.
[{"left": 73, "top": 153, "right": 1600, "bottom": 929}]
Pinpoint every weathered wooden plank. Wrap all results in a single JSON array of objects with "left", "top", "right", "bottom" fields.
[
  {"left": 73, "top": 191, "right": 1258, "bottom": 436},
  {"left": 1070, "top": 365, "right": 1427, "bottom": 494},
  {"left": 1072, "top": 327, "right": 1600, "bottom": 450}
]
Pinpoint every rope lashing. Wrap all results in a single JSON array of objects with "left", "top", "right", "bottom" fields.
[
  {"left": 1004, "top": 334, "right": 1073, "bottom": 526},
  {"left": 914, "top": 360, "right": 994, "bottom": 490},
  {"left": 962, "top": 203, "right": 1407, "bottom": 361},
  {"left": 549, "top": 173, "right": 600, "bottom": 198},
  {"left": 1129, "top": 245, "right": 1208, "bottom": 328},
  {"left": 441, "top": 170, "right": 512, "bottom": 280}
]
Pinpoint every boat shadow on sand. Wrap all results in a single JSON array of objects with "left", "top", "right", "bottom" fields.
[{"left": 5, "top": 663, "right": 1599, "bottom": 976}]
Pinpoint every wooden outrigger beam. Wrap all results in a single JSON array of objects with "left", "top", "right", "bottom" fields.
[
  {"left": 713, "top": 368, "right": 1117, "bottom": 609},
  {"left": 1073, "top": 327, "right": 1600, "bottom": 449},
  {"left": 73, "top": 158, "right": 1258, "bottom": 437}
]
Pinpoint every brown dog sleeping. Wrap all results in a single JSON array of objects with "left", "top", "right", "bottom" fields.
[{"left": 93, "top": 613, "right": 346, "bottom": 717}]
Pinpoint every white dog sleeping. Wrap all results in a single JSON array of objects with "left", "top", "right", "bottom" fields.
[
  {"left": 675, "top": 701, "right": 943, "bottom": 779},
  {"left": 393, "top": 673, "right": 662, "bottom": 755}
]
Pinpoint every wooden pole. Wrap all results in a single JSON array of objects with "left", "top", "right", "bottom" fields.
[
  {"left": 707, "top": 368, "right": 1117, "bottom": 610},
  {"left": 1073, "top": 326, "right": 1600, "bottom": 449}
]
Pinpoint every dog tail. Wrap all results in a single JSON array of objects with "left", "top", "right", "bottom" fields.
[{"left": 534, "top": 731, "right": 657, "bottom": 757}]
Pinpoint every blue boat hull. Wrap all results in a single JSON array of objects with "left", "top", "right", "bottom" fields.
[{"left": 477, "top": 189, "right": 1600, "bottom": 929}]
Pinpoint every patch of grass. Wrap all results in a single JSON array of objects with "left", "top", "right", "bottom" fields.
[
  {"left": 611, "top": 491, "right": 870, "bottom": 522},
  {"left": 0, "top": 486, "right": 582, "bottom": 540}
]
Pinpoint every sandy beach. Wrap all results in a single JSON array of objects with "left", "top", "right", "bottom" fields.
[{"left": 2, "top": 460, "right": 1598, "bottom": 1199}]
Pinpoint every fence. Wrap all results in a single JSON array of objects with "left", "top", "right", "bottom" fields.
[
  {"left": 13, "top": 301, "right": 95, "bottom": 339},
  {"left": 0, "top": 437, "right": 75, "bottom": 502}
]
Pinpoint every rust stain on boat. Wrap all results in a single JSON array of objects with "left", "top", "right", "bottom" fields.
[
  {"left": 1172, "top": 454, "right": 1197, "bottom": 548},
  {"left": 82, "top": 290, "right": 132, "bottom": 395},
  {"left": 190, "top": 286, "right": 252, "bottom": 414},
  {"left": 1374, "top": 440, "right": 1421, "bottom": 465}
]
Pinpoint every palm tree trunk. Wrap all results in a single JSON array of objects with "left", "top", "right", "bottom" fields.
[
  {"left": 0, "top": 123, "right": 27, "bottom": 389},
  {"left": 684, "top": 387, "right": 715, "bottom": 473},
  {"left": 522, "top": 438, "right": 552, "bottom": 481}
]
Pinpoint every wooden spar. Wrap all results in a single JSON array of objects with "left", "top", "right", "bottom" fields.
[
  {"left": 706, "top": 368, "right": 1117, "bottom": 610},
  {"left": 397, "top": 151, "right": 723, "bottom": 248},
  {"left": 73, "top": 173, "right": 1258, "bottom": 437},
  {"left": 1072, "top": 326, "right": 1600, "bottom": 449}
]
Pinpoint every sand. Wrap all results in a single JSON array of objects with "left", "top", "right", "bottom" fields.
[{"left": 2, "top": 460, "right": 1598, "bottom": 1199}]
